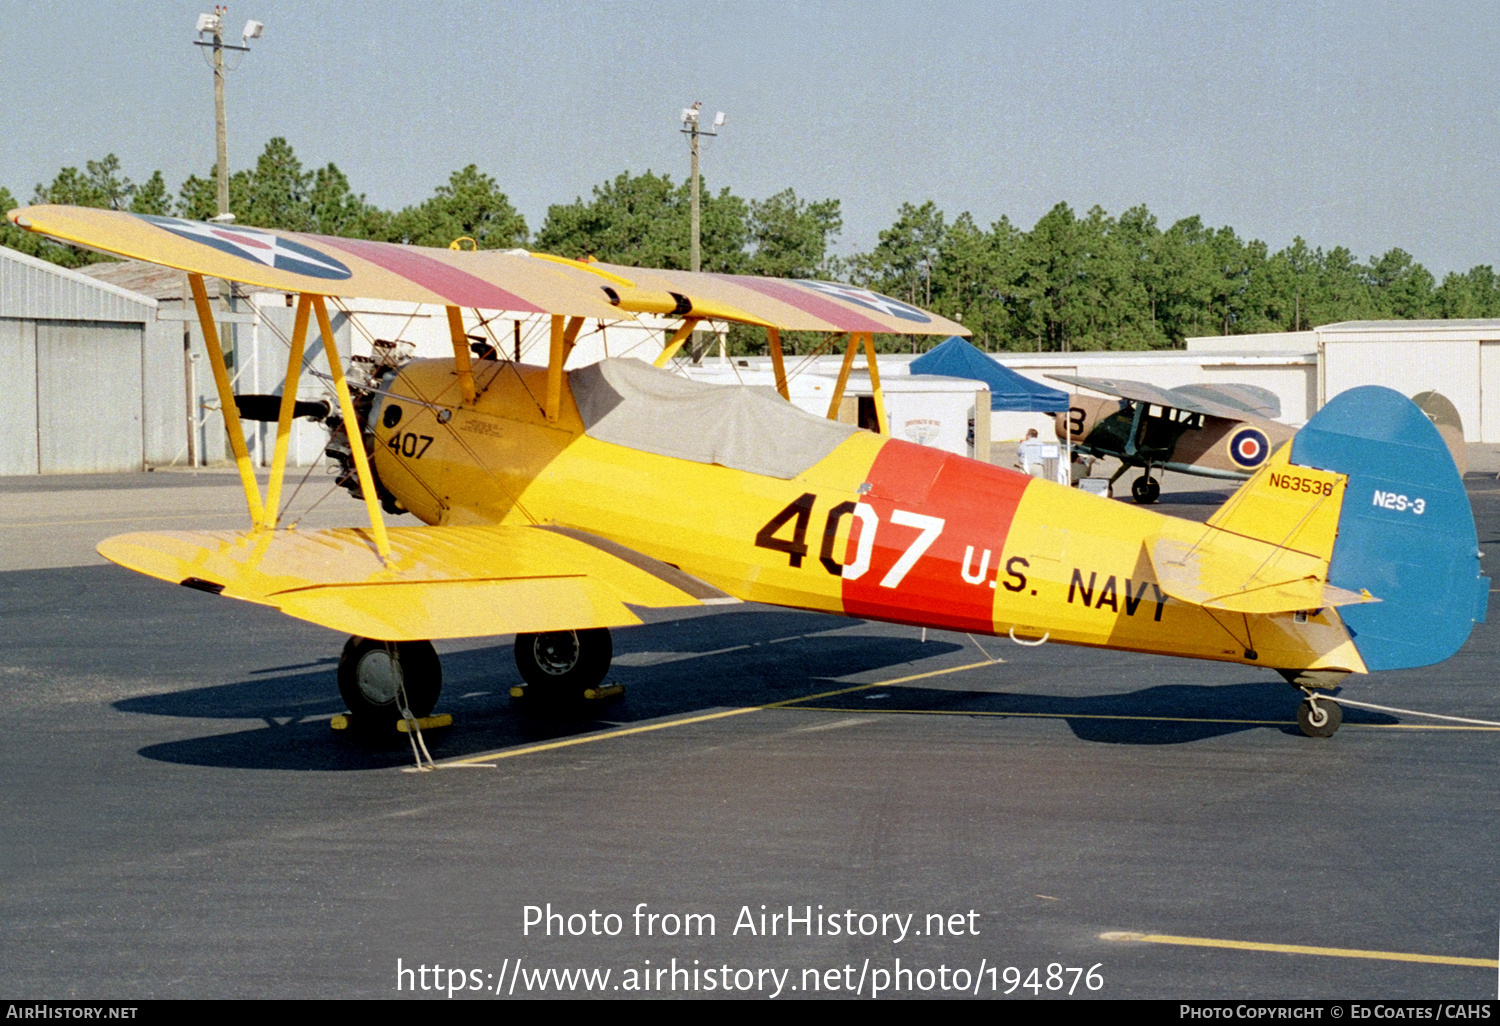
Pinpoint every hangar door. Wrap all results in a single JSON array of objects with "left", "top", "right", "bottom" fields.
[
  {"left": 35, "top": 321, "right": 143, "bottom": 473},
  {"left": 1481, "top": 342, "right": 1500, "bottom": 443}
]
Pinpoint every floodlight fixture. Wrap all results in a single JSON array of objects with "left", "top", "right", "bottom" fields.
[
  {"left": 681, "top": 107, "right": 698, "bottom": 124},
  {"left": 196, "top": 12, "right": 222, "bottom": 34},
  {"left": 242, "top": 19, "right": 264, "bottom": 41},
  {"left": 713, "top": 111, "right": 726, "bottom": 128}
]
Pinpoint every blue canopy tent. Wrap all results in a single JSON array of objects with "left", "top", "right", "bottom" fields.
[
  {"left": 909, "top": 336, "right": 1069, "bottom": 412},
  {"left": 911, "top": 336, "right": 1073, "bottom": 478}
]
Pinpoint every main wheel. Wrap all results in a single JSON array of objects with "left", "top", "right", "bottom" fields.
[
  {"left": 513, "top": 628, "right": 612, "bottom": 703},
  {"left": 337, "top": 636, "right": 442, "bottom": 731},
  {"left": 1297, "top": 696, "right": 1342, "bottom": 738},
  {"left": 1131, "top": 475, "right": 1161, "bottom": 504}
]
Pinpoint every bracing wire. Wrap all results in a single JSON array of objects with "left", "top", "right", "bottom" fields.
[{"left": 277, "top": 457, "right": 323, "bottom": 526}]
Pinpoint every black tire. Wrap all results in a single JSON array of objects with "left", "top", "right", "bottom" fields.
[
  {"left": 337, "top": 636, "right": 442, "bottom": 731},
  {"left": 1297, "top": 697, "right": 1342, "bottom": 738},
  {"left": 513, "top": 628, "right": 612, "bottom": 703},
  {"left": 1131, "top": 475, "right": 1160, "bottom": 505}
]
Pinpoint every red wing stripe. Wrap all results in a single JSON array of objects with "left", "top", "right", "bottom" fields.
[
  {"left": 313, "top": 236, "right": 543, "bottom": 312},
  {"left": 712, "top": 276, "right": 890, "bottom": 334}
]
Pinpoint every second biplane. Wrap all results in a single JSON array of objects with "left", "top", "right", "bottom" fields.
[
  {"left": 7, "top": 204, "right": 1488, "bottom": 741},
  {"left": 1050, "top": 374, "right": 1468, "bottom": 504}
]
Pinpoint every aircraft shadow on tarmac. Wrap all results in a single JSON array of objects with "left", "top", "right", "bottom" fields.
[
  {"left": 114, "top": 608, "right": 1395, "bottom": 770},
  {"left": 794, "top": 681, "right": 1397, "bottom": 745},
  {"left": 116, "top": 610, "right": 962, "bottom": 771}
]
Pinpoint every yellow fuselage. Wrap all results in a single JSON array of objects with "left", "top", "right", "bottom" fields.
[{"left": 373, "top": 361, "right": 1361, "bottom": 674}]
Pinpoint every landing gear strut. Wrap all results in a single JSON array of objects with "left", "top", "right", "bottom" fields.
[
  {"left": 337, "top": 636, "right": 443, "bottom": 733},
  {"left": 1296, "top": 689, "right": 1343, "bottom": 738},
  {"left": 1130, "top": 474, "right": 1161, "bottom": 505},
  {"left": 513, "top": 627, "right": 613, "bottom": 705}
]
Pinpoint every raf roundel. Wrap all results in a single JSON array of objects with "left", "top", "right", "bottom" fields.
[
  {"left": 136, "top": 214, "right": 353, "bottom": 281},
  {"left": 1228, "top": 427, "right": 1271, "bottom": 469}
]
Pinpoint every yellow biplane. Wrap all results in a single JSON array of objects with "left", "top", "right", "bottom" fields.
[{"left": 7, "top": 205, "right": 1489, "bottom": 741}]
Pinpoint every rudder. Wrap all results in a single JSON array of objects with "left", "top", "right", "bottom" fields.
[{"left": 1291, "top": 386, "right": 1487, "bottom": 671}]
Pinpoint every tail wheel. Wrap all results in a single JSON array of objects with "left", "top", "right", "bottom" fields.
[
  {"left": 514, "top": 628, "right": 612, "bottom": 702},
  {"left": 1297, "top": 696, "right": 1342, "bottom": 738},
  {"left": 337, "top": 636, "right": 442, "bottom": 731},
  {"left": 1130, "top": 475, "right": 1161, "bottom": 504}
]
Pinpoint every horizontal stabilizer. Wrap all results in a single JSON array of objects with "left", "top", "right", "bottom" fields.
[
  {"left": 98, "top": 524, "right": 736, "bottom": 641},
  {"left": 1150, "top": 535, "right": 1378, "bottom": 615}
]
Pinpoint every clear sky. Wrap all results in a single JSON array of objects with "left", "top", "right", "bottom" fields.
[{"left": 4, "top": 1, "right": 1497, "bottom": 273}]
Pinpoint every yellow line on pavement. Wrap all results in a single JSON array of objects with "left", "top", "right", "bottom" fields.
[
  {"left": 441, "top": 658, "right": 999, "bottom": 768},
  {"left": 1101, "top": 931, "right": 1498, "bottom": 968},
  {"left": 794, "top": 705, "right": 1291, "bottom": 726},
  {"left": 788, "top": 706, "right": 1500, "bottom": 731}
]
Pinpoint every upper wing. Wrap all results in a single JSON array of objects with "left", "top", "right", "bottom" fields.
[
  {"left": 1046, "top": 374, "right": 1265, "bottom": 422},
  {"left": 1173, "top": 383, "right": 1281, "bottom": 419},
  {"left": 8, "top": 205, "right": 965, "bottom": 334},
  {"left": 97, "top": 523, "right": 736, "bottom": 641},
  {"left": 591, "top": 261, "right": 968, "bottom": 336},
  {"left": 8, "top": 207, "right": 624, "bottom": 318},
  {"left": 9, "top": 205, "right": 625, "bottom": 318}
]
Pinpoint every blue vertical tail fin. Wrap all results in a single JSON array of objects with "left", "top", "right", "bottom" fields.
[{"left": 1291, "top": 386, "right": 1487, "bottom": 671}]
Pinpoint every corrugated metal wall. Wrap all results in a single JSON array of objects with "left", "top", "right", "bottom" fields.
[
  {"left": 0, "top": 248, "right": 155, "bottom": 323},
  {"left": 143, "top": 317, "right": 186, "bottom": 466},
  {"left": 35, "top": 322, "right": 144, "bottom": 473},
  {"left": 1, "top": 249, "right": 155, "bottom": 474},
  {"left": 0, "top": 319, "right": 38, "bottom": 475},
  {"left": 0, "top": 317, "right": 147, "bottom": 474}
]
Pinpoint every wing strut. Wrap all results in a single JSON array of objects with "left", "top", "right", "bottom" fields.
[
  {"left": 444, "top": 306, "right": 476, "bottom": 405},
  {"left": 188, "top": 273, "right": 266, "bottom": 527},
  {"left": 652, "top": 317, "right": 704, "bottom": 369},
  {"left": 311, "top": 294, "right": 391, "bottom": 562},
  {"left": 561, "top": 316, "right": 585, "bottom": 361},
  {"left": 823, "top": 332, "right": 888, "bottom": 432},
  {"left": 766, "top": 327, "right": 790, "bottom": 400},
  {"left": 860, "top": 331, "right": 889, "bottom": 435},
  {"left": 826, "top": 332, "right": 858, "bottom": 420},
  {"left": 262, "top": 293, "right": 312, "bottom": 526}
]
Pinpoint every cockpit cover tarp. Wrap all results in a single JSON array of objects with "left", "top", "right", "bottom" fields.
[
  {"left": 569, "top": 359, "right": 857, "bottom": 480},
  {"left": 910, "top": 336, "right": 1070, "bottom": 412}
]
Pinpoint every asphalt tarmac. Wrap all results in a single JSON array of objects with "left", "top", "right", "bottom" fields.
[{"left": 1, "top": 468, "right": 1497, "bottom": 1000}]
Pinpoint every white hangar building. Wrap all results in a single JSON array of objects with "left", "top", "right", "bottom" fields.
[
  {"left": 1190, "top": 322, "right": 1500, "bottom": 443},
  {"left": 0, "top": 246, "right": 163, "bottom": 475},
  {"left": 3, "top": 239, "right": 1498, "bottom": 473}
]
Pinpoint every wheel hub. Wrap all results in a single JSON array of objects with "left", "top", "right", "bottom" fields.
[
  {"left": 534, "top": 632, "right": 581, "bottom": 675},
  {"left": 356, "top": 649, "right": 402, "bottom": 705}
]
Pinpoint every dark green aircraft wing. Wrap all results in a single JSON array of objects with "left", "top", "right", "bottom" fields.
[{"left": 1046, "top": 374, "right": 1265, "bottom": 422}]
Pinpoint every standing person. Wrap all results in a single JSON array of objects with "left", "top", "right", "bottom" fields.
[{"left": 1016, "top": 428, "right": 1044, "bottom": 475}]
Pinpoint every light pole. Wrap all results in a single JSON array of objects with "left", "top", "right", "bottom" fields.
[
  {"left": 194, "top": 8, "right": 263, "bottom": 222},
  {"left": 679, "top": 103, "right": 725, "bottom": 273}
]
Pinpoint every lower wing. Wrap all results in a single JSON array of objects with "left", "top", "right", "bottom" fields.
[{"left": 98, "top": 524, "right": 736, "bottom": 641}]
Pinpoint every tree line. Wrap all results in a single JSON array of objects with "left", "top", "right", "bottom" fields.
[{"left": 6, "top": 138, "right": 1500, "bottom": 354}]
